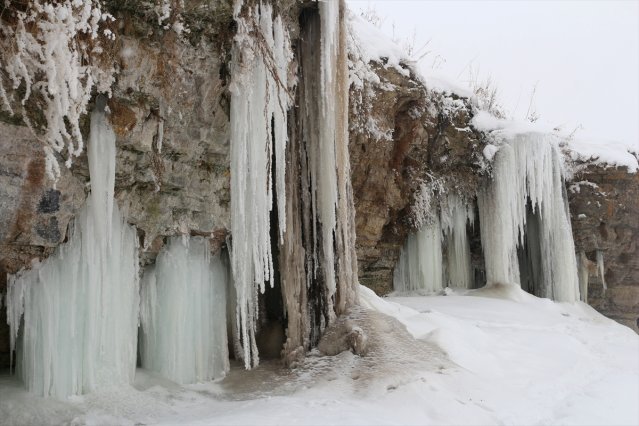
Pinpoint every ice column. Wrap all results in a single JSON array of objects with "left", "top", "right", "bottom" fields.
[
  {"left": 477, "top": 132, "right": 580, "bottom": 302},
  {"left": 596, "top": 250, "right": 607, "bottom": 295},
  {"left": 229, "top": 3, "right": 291, "bottom": 368},
  {"left": 393, "top": 217, "right": 444, "bottom": 294},
  {"left": 139, "top": 237, "right": 229, "bottom": 384},
  {"left": 6, "top": 109, "right": 140, "bottom": 398}
]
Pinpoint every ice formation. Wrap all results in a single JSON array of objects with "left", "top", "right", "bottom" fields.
[
  {"left": 477, "top": 132, "right": 580, "bottom": 302},
  {"left": 596, "top": 250, "right": 607, "bottom": 294},
  {"left": 393, "top": 217, "right": 444, "bottom": 294},
  {"left": 229, "top": 2, "right": 292, "bottom": 368},
  {"left": 229, "top": 0, "right": 357, "bottom": 367},
  {"left": 577, "top": 251, "right": 590, "bottom": 303},
  {"left": 394, "top": 193, "right": 475, "bottom": 293},
  {"left": 441, "top": 195, "right": 475, "bottom": 289},
  {"left": 6, "top": 108, "right": 140, "bottom": 398},
  {"left": 139, "top": 237, "right": 229, "bottom": 384}
]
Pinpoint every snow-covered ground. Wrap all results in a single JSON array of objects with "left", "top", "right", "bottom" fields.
[{"left": 1, "top": 284, "right": 637, "bottom": 426}]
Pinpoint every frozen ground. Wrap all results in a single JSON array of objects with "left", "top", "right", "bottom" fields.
[{"left": 1, "top": 284, "right": 638, "bottom": 426}]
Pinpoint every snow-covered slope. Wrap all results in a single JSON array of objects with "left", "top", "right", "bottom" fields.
[{"left": 2, "top": 285, "right": 637, "bottom": 425}]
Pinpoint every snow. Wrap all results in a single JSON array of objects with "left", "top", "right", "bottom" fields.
[
  {"left": 346, "top": 11, "right": 473, "bottom": 98},
  {"left": 348, "top": 13, "right": 410, "bottom": 78},
  {"left": 2, "top": 285, "right": 637, "bottom": 425}
]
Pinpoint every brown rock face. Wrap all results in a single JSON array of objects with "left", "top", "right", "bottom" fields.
[
  {"left": 349, "top": 64, "right": 486, "bottom": 295},
  {"left": 568, "top": 165, "right": 639, "bottom": 332}
]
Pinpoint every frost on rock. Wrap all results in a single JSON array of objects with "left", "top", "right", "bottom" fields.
[
  {"left": 6, "top": 109, "right": 139, "bottom": 398},
  {"left": 0, "top": 0, "right": 116, "bottom": 182},
  {"left": 139, "top": 237, "right": 229, "bottom": 384},
  {"left": 477, "top": 132, "right": 580, "bottom": 302}
]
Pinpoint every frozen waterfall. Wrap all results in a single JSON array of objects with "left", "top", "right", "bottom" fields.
[
  {"left": 139, "top": 237, "right": 229, "bottom": 384},
  {"left": 6, "top": 108, "right": 140, "bottom": 398},
  {"left": 477, "top": 132, "right": 580, "bottom": 302},
  {"left": 393, "top": 217, "right": 444, "bottom": 294},
  {"left": 229, "top": 0, "right": 357, "bottom": 367}
]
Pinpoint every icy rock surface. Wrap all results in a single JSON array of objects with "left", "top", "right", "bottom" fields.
[
  {"left": 6, "top": 109, "right": 140, "bottom": 398},
  {"left": 139, "top": 236, "right": 229, "bottom": 384}
]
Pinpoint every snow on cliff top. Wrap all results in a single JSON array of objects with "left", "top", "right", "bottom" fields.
[
  {"left": 473, "top": 111, "right": 639, "bottom": 173},
  {"left": 348, "top": 12, "right": 472, "bottom": 97}
]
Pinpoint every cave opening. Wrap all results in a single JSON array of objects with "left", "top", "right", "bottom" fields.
[
  {"left": 256, "top": 117, "right": 286, "bottom": 360},
  {"left": 517, "top": 198, "right": 545, "bottom": 298}
]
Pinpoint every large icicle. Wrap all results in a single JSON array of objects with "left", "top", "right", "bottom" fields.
[
  {"left": 6, "top": 108, "right": 140, "bottom": 398},
  {"left": 477, "top": 132, "right": 580, "bottom": 302},
  {"left": 139, "top": 237, "right": 229, "bottom": 384},
  {"left": 229, "top": 3, "right": 291, "bottom": 368},
  {"left": 393, "top": 217, "right": 444, "bottom": 294}
]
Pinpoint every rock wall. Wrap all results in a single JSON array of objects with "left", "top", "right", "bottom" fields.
[
  {"left": 348, "top": 64, "right": 487, "bottom": 295},
  {"left": 568, "top": 166, "right": 639, "bottom": 332}
]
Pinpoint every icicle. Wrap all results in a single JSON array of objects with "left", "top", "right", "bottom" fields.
[
  {"left": 477, "top": 132, "right": 580, "bottom": 302},
  {"left": 6, "top": 108, "right": 140, "bottom": 398},
  {"left": 139, "top": 237, "right": 229, "bottom": 384},
  {"left": 393, "top": 216, "right": 443, "bottom": 294},
  {"left": 578, "top": 251, "right": 590, "bottom": 303},
  {"left": 229, "top": 3, "right": 291, "bottom": 368},
  {"left": 441, "top": 194, "right": 474, "bottom": 289},
  {"left": 596, "top": 250, "right": 607, "bottom": 295}
]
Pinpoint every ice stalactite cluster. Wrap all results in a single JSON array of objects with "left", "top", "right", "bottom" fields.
[
  {"left": 139, "top": 237, "right": 229, "bottom": 384},
  {"left": 394, "top": 194, "right": 474, "bottom": 294},
  {"left": 393, "top": 217, "right": 444, "bottom": 294},
  {"left": 312, "top": 0, "right": 358, "bottom": 314},
  {"left": 229, "top": 2, "right": 292, "bottom": 368},
  {"left": 441, "top": 195, "right": 475, "bottom": 289},
  {"left": 477, "top": 132, "right": 580, "bottom": 302},
  {"left": 5, "top": 109, "right": 139, "bottom": 398},
  {"left": 230, "top": 0, "right": 357, "bottom": 367}
]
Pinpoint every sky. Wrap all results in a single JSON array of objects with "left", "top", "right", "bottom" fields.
[{"left": 347, "top": 0, "right": 639, "bottom": 146}]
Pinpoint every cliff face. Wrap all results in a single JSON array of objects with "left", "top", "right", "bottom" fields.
[
  {"left": 348, "top": 64, "right": 487, "bottom": 295},
  {"left": 0, "top": 2, "right": 237, "bottom": 367},
  {"left": 568, "top": 167, "right": 639, "bottom": 332},
  {"left": 347, "top": 53, "right": 639, "bottom": 332},
  {"left": 0, "top": 0, "right": 356, "bottom": 371},
  {"left": 0, "top": 2, "right": 638, "bottom": 372}
]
